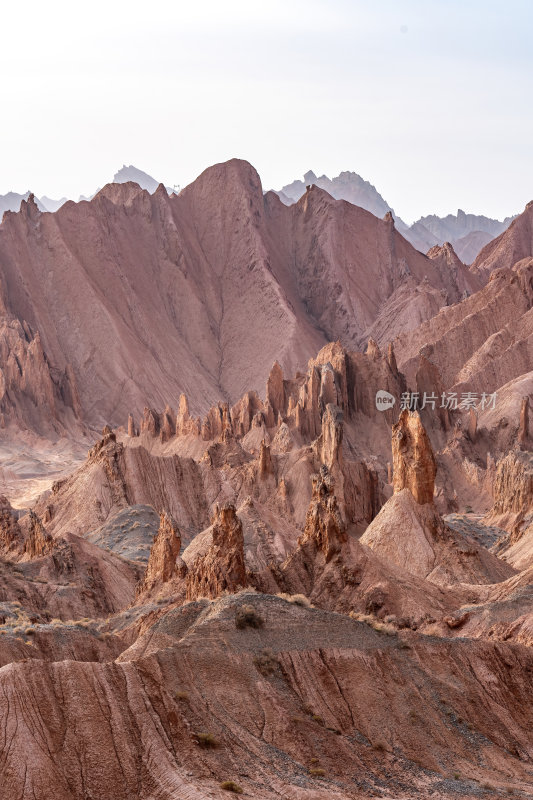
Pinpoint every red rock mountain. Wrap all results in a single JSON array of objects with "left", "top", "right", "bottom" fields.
[
  {"left": 0, "top": 159, "right": 479, "bottom": 441},
  {"left": 2, "top": 160, "right": 533, "bottom": 798}
]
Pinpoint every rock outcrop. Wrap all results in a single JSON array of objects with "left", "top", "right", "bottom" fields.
[
  {"left": 185, "top": 504, "right": 247, "bottom": 600},
  {"left": 392, "top": 410, "right": 436, "bottom": 504},
  {"left": 137, "top": 511, "right": 181, "bottom": 595},
  {"left": 298, "top": 467, "right": 347, "bottom": 561},
  {"left": 258, "top": 439, "right": 274, "bottom": 478}
]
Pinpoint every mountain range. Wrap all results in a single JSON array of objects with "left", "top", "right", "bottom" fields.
[
  {"left": 0, "top": 159, "right": 482, "bottom": 444},
  {"left": 1, "top": 163, "right": 516, "bottom": 265},
  {"left": 1, "top": 157, "right": 533, "bottom": 798}
]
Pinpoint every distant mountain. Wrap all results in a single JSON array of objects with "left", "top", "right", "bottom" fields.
[
  {"left": 416, "top": 208, "right": 515, "bottom": 242},
  {"left": 452, "top": 230, "right": 494, "bottom": 265},
  {"left": 276, "top": 169, "right": 403, "bottom": 224},
  {"left": 113, "top": 164, "right": 176, "bottom": 195},
  {"left": 0, "top": 191, "right": 46, "bottom": 219},
  {"left": 113, "top": 165, "right": 161, "bottom": 193},
  {"left": 1, "top": 166, "right": 173, "bottom": 222},
  {"left": 1, "top": 191, "right": 66, "bottom": 219},
  {"left": 401, "top": 211, "right": 515, "bottom": 264},
  {"left": 275, "top": 170, "right": 516, "bottom": 263},
  {"left": 39, "top": 195, "right": 68, "bottom": 212}
]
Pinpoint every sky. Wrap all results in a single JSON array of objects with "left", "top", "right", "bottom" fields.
[{"left": 0, "top": 0, "right": 531, "bottom": 222}]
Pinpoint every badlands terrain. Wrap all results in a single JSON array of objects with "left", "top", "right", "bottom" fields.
[{"left": 0, "top": 159, "right": 533, "bottom": 798}]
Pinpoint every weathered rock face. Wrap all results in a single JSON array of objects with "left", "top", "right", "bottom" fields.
[
  {"left": 395, "top": 259, "right": 533, "bottom": 395},
  {"left": 415, "top": 355, "right": 450, "bottom": 432},
  {"left": 392, "top": 410, "right": 436, "bottom": 504},
  {"left": 137, "top": 511, "right": 181, "bottom": 595},
  {"left": 518, "top": 396, "right": 530, "bottom": 449},
  {"left": 265, "top": 361, "right": 284, "bottom": 426},
  {"left": 0, "top": 496, "right": 22, "bottom": 554},
  {"left": 491, "top": 451, "right": 533, "bottom": 516},
  {"left": 387, "top": 342, "right": 398, "bottom": 374},
  {"left": 472, "top": 200, "right": 533, "bottom": 276},
  {"left": 186, "top": 504, "right": 247, "bottom": 600},
  {"left": 318, "top": 403, "right": 343, "bottom": 471},
  {"left": 24, "top": 511, "right": 54, "bottom": 558},
  {"left": 298, "top": 467, "right": 347, "bottom": 561},
  {"left": 0, "top": 313, "right": 79, "bottom": 436},
  {"left": 361, "top": 488, "right": 514, "bottom": 587}
]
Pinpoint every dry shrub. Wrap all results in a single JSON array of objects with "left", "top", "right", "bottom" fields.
[
  {"left": 309, "top": 768, "right": 326, "bottom": 777},
  {"left": 195, "top": 732, "right": 218, "bottom": 748},
  {"left": 349, "top": 611, "right": 373, "bottom": 624},
  {"left": 371, "top": 621, "right": 396, "bottom": 635},
  {"left": 253, "top": 648, "right": 278, "bottom": 676},
  {"left": 235, "top": 604, "right": 264, "bottom": 630},
  {"left": 372, "top": 739, "right": 388, "bottom": 752},
  {"left": 220, "top": 781, "right": 243, "bottom": 793},
  {"left": 276, "top": 592, "right": 311, "bottom": 607}
]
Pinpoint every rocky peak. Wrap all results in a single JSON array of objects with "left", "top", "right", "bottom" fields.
[
  {"left": 88, "top": 426, "right": 118, "bottom": 460},
  {"left": 160, "top": 405, "right": 175, "bottom": 443},
  {"left": 366, "top": 338, "right": 382, "bottom": 359},
  {"left": 140, "top": 407, "right": 160, "bottom": 437},
  {"left": 258, "top": 439, "right": 274, "bottom": 477},
  {"left": 186, "top": 503, "right": 247, "bottom": 600},
  {"left": 392, "top": 409, "right": 436, "bottom": 505},
  {"left": 176, "top": 393, "right": 200, "bottom": 436},
  {"left": 298, "top": 467, "right": 347, "bottom": 561},
  {"left": 265, "top": 361, "right": 284, "bottom": 426},
  {"left": 137, "top": 510, "right": 182, "bottom": 595},
  {"left": 20, "top": 193, "right": 41, "bottom": 222}
]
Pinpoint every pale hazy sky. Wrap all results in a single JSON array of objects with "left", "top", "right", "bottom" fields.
[{"left": 0, "top": 0, "right": 531, "bottom": 222}]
